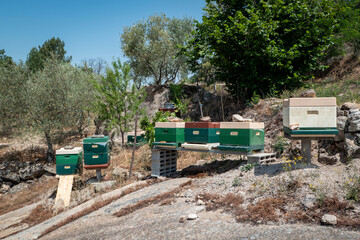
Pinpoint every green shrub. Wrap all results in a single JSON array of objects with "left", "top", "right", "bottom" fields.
[
  {"left": 273, "top": 136, "right": 289, "bottom": 153},
  {"left": 140, "top": 111, "right": 176, "bottom": 147}
]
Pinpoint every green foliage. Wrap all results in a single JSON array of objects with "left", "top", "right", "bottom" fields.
[
  {"left": 140, "top": 111, "right": 176, "bottom": 147},
  {"left": 0, "top": 62, "right": 27, "bottom": 132},
  {"left": 334, "top": 0, "right": 360, "bottom": 55},
  {"left": 0, "top": 49, "right": 13, "bottom": 66},
  {"left": 26, "top": 37, "right": 71, "bottom": 72},
  {"left": 241, "top": 163, "right": 258, "bottom": 172},
  {"left": 232, "top": 176, "right": 243, "bottom": 187},
  {"left": 273, "top": 136, "right": 289, "bottom": 153},
  {"left": 21, "top": 58, "right": 93, "bottom": 161},
  {"left": 121, "top": 13, "right": 194, "bottom": 85},
  {"left": 169, "top": 83, "right": 190, "bottom": 118},
  {"left": 251, "top": 92, "right": 261, "bottom": 105},
  {"left": 92, "top": 59, "right": 146, "bottom": 145},
  {"left": 345, "top": 174, "right": 360, "bottom": 202},
  {"left": 186, "top": 0, "right": 339, "bottom": 99},
  {"left": 306, "top": 75, "right": 360, "bottom": 105}
]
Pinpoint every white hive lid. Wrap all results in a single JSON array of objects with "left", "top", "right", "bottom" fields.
[
  {"left": 220, "top": 122, "right": 264, "bottom": 129},
  {"left": 155, "top": 122, "right": 185, "bottom": 128},
  {"left": 56, "top": 146, "right": 83, "bottom": 155},
  {"left": 283, "top": 97, "right": 336, "bottom": 107}
]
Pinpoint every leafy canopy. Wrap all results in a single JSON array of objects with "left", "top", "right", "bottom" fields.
[
  {"left": 0, "top": 49, "right": 13, "bottom": 66},
  {"left": 121, "top": 13, "right": 194, "bottom": 85},
  {"left": 92, "top": 59, "right": 146, "bottom": 145},
  {"left": 26, "top": 37, "right": 72, "bottom": 72},
  {"left": 186, "top": 0, "right": 339, "bottom": 99}
]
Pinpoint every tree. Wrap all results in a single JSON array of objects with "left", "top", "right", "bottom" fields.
[
  {"left": 186, "top": 0, "right": 339, "bottom": 99},
  {"left": 0, "top": 49, "right": 13, "bottom": 66},
  {"left": 80, "top": 57, "right": 107, "bottom": 75},
  {"left": 24, "top": 57, "right": 94, "bottom": 162},
  {"left": 121, "top": 13, "right": 194, "bottom": 85},
  {"left": 92, "top": 59, "right": 146, "bottom": 146},
  {"left": 0, "top": 62, "right": 27, "bottom": 132},
  {"left": 26, "top": 37, "right": 71, "bottom": 72},
  {"left": 336, "top": 0, "right": 360, "bottom": 55}
]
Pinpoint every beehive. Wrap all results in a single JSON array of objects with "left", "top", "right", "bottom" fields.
[
  {"left": 56, "top": 147, "right": 83, "bottom": 175},
  {"left": 153, "top": 122, "right": 185, "bottom": 148},
  {"left": 218, "top": 122, "right": 265, "bottom": 152},
  {"left": 185, "top": 122, "right": 220, "bottom": 144},
  {"left": 83, "top": 135, "right": 110, "bottom": 169},
  {"left": 283, "top": 98, "right": 338, "bottom": 137},
  {"left": 127, "top": 130, "right": 147, "bottom": 146}
]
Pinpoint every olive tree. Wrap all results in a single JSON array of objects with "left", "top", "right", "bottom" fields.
[
  {"left": 24, "top": 58, "right": 94, "bottom": 162},
  {"left": 121, "top": 13, "right": 194, "bottom": 85}
]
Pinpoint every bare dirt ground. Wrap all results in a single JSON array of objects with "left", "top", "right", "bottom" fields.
[
  {"left": 40, "top": 155, "right": 360, "bottom": 240},
  {"left": 2, "top": 144, "right": 360, "bottom": 239}
]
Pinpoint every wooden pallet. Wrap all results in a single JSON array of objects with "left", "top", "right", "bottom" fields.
[
  {"left": 247, "top": 153, "right": 276, "bottom": 164},
  {"left": 55, "top": 175, "right": 74, "bottom": 207}
]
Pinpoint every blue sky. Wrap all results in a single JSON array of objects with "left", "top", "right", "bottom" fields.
[{"left": 0, "top": 0, "right": 205, "bottom": 65}]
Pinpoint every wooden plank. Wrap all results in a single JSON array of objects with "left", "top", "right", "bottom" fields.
[{"left": 55, "top": 175, "right": 74, "bottom": 207}]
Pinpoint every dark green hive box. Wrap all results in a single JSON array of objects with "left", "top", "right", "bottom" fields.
[
  {"left": 127, "top": 131, "right": 147, "bottom": 146},
  {"left": 218, "top": 122, "right": 265, "bottom": 152},
  {"left": 154, "top": 122, "right": 185, "bottom": 144},
  {"left": 83, "top": 135, "right": 110, "bottom": 166},
  {"left": 185, "top": 122, "right": 220, "bottom": 144},
  {"left": 56, "top": 147, "right": 83, "bottom": 175},
  {"left": 155, "top": 128, "right": 185, "bottom": 143}
]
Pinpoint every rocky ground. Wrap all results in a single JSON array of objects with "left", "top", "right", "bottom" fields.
[
  {"left": 1, "top": 88, "right": 360, "bottom": 239},
  {"left": 39, "top": 154, "right": 360, "bottom": 240}
]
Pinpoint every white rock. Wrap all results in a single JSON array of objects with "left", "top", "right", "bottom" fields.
[
  {"left": 197, "top": 199, "right": 204, "bottom": 205},
  {"left": 92, "top": 180, "right": 116, "bottom": 192},
  {"left": 194, "top": 206, "right": 205, "bottom": 213},
  {"left": 1, "top": 184, "right": 10, "bottom": 192},
  {"left": 321, "top": 214, "right": 337, "bottom": 225},
  {"left": 187, "top": 213, "right": 198, "bottom": 220},
  {"left": 112, "top": 166, "right": 127, "bottom": 177},
  {"left": 200, "top": 116, "right": 211, "bottom": 122},
  {"left": 167, "top": 116, "right": 183, "bottom": 122},
  {"left": 232, "top": 114, "right": 252, "bottom": 122}
]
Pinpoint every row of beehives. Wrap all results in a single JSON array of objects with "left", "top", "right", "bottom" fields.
[
  {"left": 55, "top": 97, "right": 339, "bottom": 176},
  {"left": 152, "top": 121, "right": 265, "bottom": 152},
  {"left": 55, "top": 135, "right": 111, "bottom": 175},
  {"left": 152, "top": 97, "right": 339, "bottom": 151}
]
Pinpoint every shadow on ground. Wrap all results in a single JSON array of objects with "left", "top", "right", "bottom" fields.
[
  {"left": 180, "top": 159, "right": 246, "bottom": 177},
  {"left": 254, "top": 161, "right": 319, "bottom": 177}
]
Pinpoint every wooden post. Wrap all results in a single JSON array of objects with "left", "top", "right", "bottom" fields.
[
  {"left": 96, "top": 169, "right": 102, "bottom": 182},
  {"left": 301, "top": 138, "right": 312, "bottom": 164}
]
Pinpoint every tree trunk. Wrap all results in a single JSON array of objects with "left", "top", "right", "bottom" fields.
[
  {"left": 120, "top": 130, "right": 125, "bottom": 147},
  {"left": 129, "top": 111, "right": 139, "bottom": 178},
  {"left": 44, "top": 131, "right": 55, "bottom": 163}
]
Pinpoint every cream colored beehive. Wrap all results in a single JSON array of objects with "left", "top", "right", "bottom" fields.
[{"left": 283, "top": 97, "right": 338, "bottom": 137}]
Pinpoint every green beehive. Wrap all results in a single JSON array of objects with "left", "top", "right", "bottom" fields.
[
  {"left": 127, "top": 130, "right": 147, "bottom": 146},
  {"left": 83, "top": 135, "right": 110, "bottom": 168},
  {"left": 56, "top": 146, "right": 83, "bottom": 175},
  {"left": 185, "top": 122, "right": 220, "bottom": 144},
  {"left": 218, "top": 122, "right": 265, "bottom": 152},
  {"left": 153, "top": 122, "right": 185, "bottom": 147}
]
